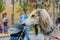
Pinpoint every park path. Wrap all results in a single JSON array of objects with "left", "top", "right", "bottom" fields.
[{"left": 0, "top": 34, "right": 44, "bottom": 40}]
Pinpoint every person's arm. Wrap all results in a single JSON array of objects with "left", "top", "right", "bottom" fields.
[
  {"left": 26, "top": 14, "right": 29, "bottom": 19},
  {"left": 5, "top": 17, "right": 9, "bottom": 22},
  {"left": 19, "top": 16, "right": 22, "bottom": 24}
]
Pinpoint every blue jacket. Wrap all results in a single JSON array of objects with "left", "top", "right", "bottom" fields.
[
  {"left": 18, "top": 14, "right": 30, "bottom": 40},
  {"left": 19, "top": 14, "right": 28, "bottom": 24}
]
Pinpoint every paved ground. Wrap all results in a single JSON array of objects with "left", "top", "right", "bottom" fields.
[
  {"left": 0, "top": 32, "right": 10, "bottom": 37},
  {"left": 0, "top": 34, "right": 44, "bottom": 40},
  {"left": 0, "top": 32, "right": 60, "bottom": 40},
  {"left": 0, "top": 30, "right": 60, "bottom": 40}
]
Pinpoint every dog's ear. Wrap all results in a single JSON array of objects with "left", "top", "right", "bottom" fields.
[{"left": 33, "top": 24, "right": 38, "bottom": 36}]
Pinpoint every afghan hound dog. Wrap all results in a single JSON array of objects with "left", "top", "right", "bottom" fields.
[{"left": 23, "top": 9, "right": 60, "bottom": 40}]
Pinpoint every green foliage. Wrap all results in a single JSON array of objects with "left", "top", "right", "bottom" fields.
[
  {"left": 40, "top": 2, "right": 45, "bottom": 9},
  {"left": 56, "top": 0, "right": 58, "bottom": 8},
  {"left": 58, "top": 12, "right": 60, "bottom": 16},
  {"left": 0, "top": 0, "right": 5, "bottom": 13},
  {"left": 17, "top": 0, "right": 29, "bottom": 13}
]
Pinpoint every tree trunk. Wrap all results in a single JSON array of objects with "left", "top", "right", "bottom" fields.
[
  {"left": 53, "top": 0, "right": 57, "bottom": 22},
  {"left": 0, "top": 13, "right": 2, "bottom": 22}
]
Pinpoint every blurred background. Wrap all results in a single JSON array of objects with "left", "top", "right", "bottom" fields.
[
  {"left": 0, "top": 0, "right": 60, "bottom": 40},
  {"left": 0, "top": 0, "right": 59, "bottom": 26}
]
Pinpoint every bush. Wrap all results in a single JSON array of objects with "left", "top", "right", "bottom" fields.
[
  {"left": 0, "top": 0, "right": 5, "bottom": 13},
  {"left": 58, "top": 12, "right": 60, "bottom": 16},
  {"left": 16, "top": 0, "right": 29, "bottom": 13}
]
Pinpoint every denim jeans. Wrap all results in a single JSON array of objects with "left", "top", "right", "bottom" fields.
[
  {"left": 24, "top": 27, "right": 30, "bottom": 40},
  {"left": 9, "top": 37, "right": 19, "bottom": 40},
  {"left": 3, "top": 22, "right": 8, "bottom": 32}
]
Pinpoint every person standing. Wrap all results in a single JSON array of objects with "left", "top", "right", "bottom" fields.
[
  {"left": 2, "top": 12, "right": 9, "bottom": 34},
  {"left": 19, "top": 8, "right": 30, "bottom": 40}
]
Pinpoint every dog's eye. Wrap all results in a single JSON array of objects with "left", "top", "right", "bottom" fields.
[{"left": 31, "top": 15, "right": 35, "bottom": 17}]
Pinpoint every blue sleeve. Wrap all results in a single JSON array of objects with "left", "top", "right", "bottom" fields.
[
  {"left": 26, "top": 14, "right": 29, "bottom": 19},
  {"left": 19, "top": 16, "right": 22, "bottom": 24}
]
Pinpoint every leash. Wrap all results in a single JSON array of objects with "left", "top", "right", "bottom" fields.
[
  {"left": 55, "top": 37, "right": 60, "bottom": 40},
  {"left": 49, "top": 27, "right": 60, "bottom": 40},
  {"left": 49, "top": 35, "right": 60, "bottom": 40},
  {"left": 18, "top": 28, "right": 25, "bottom": 40},
  {"left": 52, "top": 26, "right": 60, "bottom": 40}
]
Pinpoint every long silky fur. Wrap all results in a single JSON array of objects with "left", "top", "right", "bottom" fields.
[
  {"left": 33, "top": 9, "right": 54, "bottom": 36},
  {"left": 33, "top": 24, "right": 38, "bottom": 36}
]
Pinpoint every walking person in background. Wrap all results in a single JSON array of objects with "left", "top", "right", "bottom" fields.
[
  {"left": 19, "top": 8, "right": 30, "bottom": 40},
  {"left": 0, "top": 22, "right": 2, "bottom": 33},
  {"left": 2, "top": 12, "right": 9, "bottom": 34}
]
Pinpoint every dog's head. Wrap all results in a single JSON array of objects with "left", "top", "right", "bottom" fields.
[
  {"left": 23, "top": 9, "right": 53, "bottom": 26},
  {"left": 23, "top": 9, "right": 54, "bottom": 35}
]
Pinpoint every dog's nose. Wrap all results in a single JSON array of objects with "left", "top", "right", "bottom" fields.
[{"left": 22, "top": 23, "right": 26, "bottom": 26}]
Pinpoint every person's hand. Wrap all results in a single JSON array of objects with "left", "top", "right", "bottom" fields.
[{"left": 22, "top": 23, "right": 26, "bottom": 26}]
